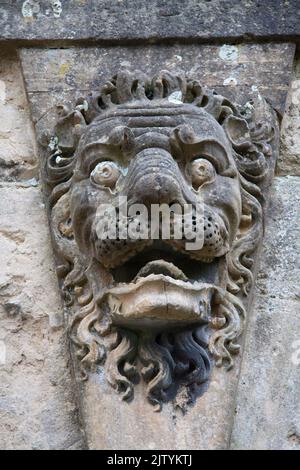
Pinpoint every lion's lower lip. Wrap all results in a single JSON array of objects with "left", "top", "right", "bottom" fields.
[{"left": 102, "top": 275, "right": 215, "bottom": 326}]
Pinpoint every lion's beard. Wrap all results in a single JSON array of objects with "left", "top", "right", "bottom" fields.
[
  {"left": 104, "top": 325, "right": 212, "bottom": 411},
  {"left": 70, "top": 279, "right": 245, "bottom": 411}
]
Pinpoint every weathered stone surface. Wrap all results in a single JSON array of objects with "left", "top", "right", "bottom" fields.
[
  {"left": 82, "top": 366, "right": 240, "bottom": 450},
  {"left": 0, "top": 1, "right": 300, "bottom": 43},
  {"left": 230, "top": 176, "right": 300, "bottom": 450},
  {"left": 0, "top": 48, "right": 38, "bottom": 181},
  {"left": 278, "top": 56, "right": 300, "bottom": 175},
  {"left": 20, "top": 43, "right": 295, "bottom": 130},
  {"left": 0, "top": 2, "right": 297, "bottom": 451},
  {"left": 19, "top": 43, "right": 295, "bottom": 449},
  {"left": 0, "top": 184, "right": 85, "bottom": 449}
]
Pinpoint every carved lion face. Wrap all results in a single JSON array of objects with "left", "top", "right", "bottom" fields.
[
  {"left": 46, "top": 71, "right": 275, "bottom": 409},
  {"left": 70, "top": 103, "right": 242, "bottom": 328}
]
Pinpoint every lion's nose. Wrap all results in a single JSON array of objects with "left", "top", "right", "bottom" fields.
[
  {"left": 125, "top": 148, "right": 184, "bottom": 207},
  {"left": 135, "top": 171, "right": 181, "bottom": 205}
]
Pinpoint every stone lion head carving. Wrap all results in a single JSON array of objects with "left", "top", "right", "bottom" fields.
[{"left": 44, "top": 70, "right": 277, "bottom": 411}]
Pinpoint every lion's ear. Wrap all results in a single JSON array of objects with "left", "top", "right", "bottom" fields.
[
  {"left": 223, "top": 115, "right": 251, "bottom": 148},
  {"left": 98, "top": 125, "right": 135, "bottom": 155},
  {"left": 54, "top": 106, "right": 87, "bottom": 154},
  {"left": 171, "top": 124, "right": 196, "bottom": 145}
]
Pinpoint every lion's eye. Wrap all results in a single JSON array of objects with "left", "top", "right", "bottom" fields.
[
  {"left": 189, "top": 158, "right": 215, "bottom": 189},
  {"left": 90, "top": 161, "right": 120, "bottom": 188}
]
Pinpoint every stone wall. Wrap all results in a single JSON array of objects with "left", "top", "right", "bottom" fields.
[
  {"left": 0, "top": 49, "right": 85, "bottom": 449},
  {"left": 230, "top": 176, "right": 300, "bottom": 449},
  {"left": 0, "top": 44, "right": 299, "bottom": 449},
  {"left": 230, "top": 54, "right": 300, "bottom": 449}
]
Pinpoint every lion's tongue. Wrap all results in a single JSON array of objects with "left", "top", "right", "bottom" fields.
[{"left": 134, "top": 260, "right": 188, "bottom": 281}]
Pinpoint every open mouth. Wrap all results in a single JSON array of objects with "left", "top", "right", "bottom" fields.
[
  {"left": 100, "top": 242, "right": 220, "bottom": 329},
  {"left": 111, "top": 241, "right": 219, "bottom": 286}
]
